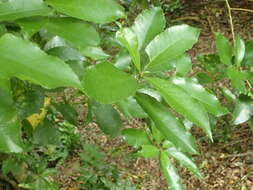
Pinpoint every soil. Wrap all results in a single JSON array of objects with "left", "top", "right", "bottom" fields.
[{"left": 56, "top": 0, "right": 253, "bottom": 190}]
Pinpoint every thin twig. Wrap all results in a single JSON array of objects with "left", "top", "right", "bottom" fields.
[
  {"left": 231, "top": 7, "right": 253, "bottom": 13},
  {"left": 170, "top": 16, "right": 200, "bottom": 23},
  {"left": 223, "top": 151, "right": 253, "bottom": 158},
  {"left": 225, "top": 0, "right": 235, "bottom": 45},
  {"left": 221, "top": 137, "right": 253, "bottom": 148}
]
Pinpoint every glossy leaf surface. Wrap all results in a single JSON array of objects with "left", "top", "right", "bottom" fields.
[
  {"left": 45, "top": 0, "right": 125, "bottom": 24},
  {"left": 135, "top": 93, "right": 198, "bottom": 154},
  {"left": 171, "top": 77, "right": 228, "bottom": 116},
  {"left": 0, "top": 34, "right": 81, "bottom": 89},
  {"left": 234, "top": 35, "right": 245, "bottom": 67},
  {"left": 233, "top": 97, "right": 253, "bottom": 125},
  {"left": 137, "top": 145, "right": 159, "bottom": 158},
  {"left": 165, "top": 141, "right": 203, "bottom": 178},
  {"left": 80, "top": 46, "right": 109, "bottom": 60},
  {"left": 147, "top": 77, "right": 212, "bottom": 139},
  {"left": 47, "top": 46, "right": 84, "bottom": 62},
  {"left": 116, "top": 27, "right": 140, "bottom": 71},
  {"left": 45, "top": 18, "right": 100, "bottom": 48},
  {"left": 222, "top": 88, "right": 236, "bottom": 103},
  {"left": 132, "top": 7, "right": 165, "bottom": 50},
  {"left": 82, "top": 62, "right": 138, "bottom": 104},
  {"left": 175, "top": 54, "right": 192, "bottom": 77},
  {"left": 117, "top": 96, "right": 148, "bottom": 118},
  {"left": 122, "top": 128, "right": 150, "bottom": 147},
  {"left": 160, "top": 151, "right": 184, "bottom": 190},
  {"left": 19, "top": 17, "right": 100, "bottom": 48},
  {"left": 145, "top": 25, "right": 200, "bottom": 69},
  {"left": 215, "top": 33, "right": 232, "bottom": 65},
  {"left": 0, "top": 0, "right": 51, "bottom": 21}
]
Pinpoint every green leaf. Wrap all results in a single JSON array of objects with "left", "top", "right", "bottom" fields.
[
  {"left": 116, "top": 27, "right": 140, "bottom": 71},
  {"left": 47, "top": 46, "right": 84, "bottom": 62},
  {"left": 138, "top": 88, "right": 162, "bottom": 101},
  {"left": 11, "top": 79, "right": 45, "bottom": 120},
  {"left": 85, "top": 99, "right": 93, "bottom": 124},
  {"left": 227, "top": 66, "right": 249, "bottom": 94},
  {"left": 0, "top": 0, "right": 51, "bottom": 21},
  {"left": 44, "top": 36, "right": 67, "bottom": 50},
  {"left": 80, "top": 46, "right": 109, "bottom": 60},
  {"left": 20, "top": 176, "right": 59, "bottom": 190},
  {"left": 114, "top": 51, "right": 131, "bottom": 70},
  {"left": 0, "top": 122, "right": 23, "bottom": 153},
  {"left": 196, "top": 72, "right": 213, "bottom": 84},
  {"left": 54, "top": 103, "right": 78, "bottom": 125},
  {"left": 0, "top": 76, "right": 10, "bottom": 92},
  {"left": 45, "top": 0, "right": 125, "bottom": 24},
  {"left": 160, "top": 151, "right": 184, "bottom": 190},
  {"left": 132, "top": 7, "right": 166, "bottom": 50},
  {"left": 116, "top": 96, "right": 147, "bottom": 118},
  {"left": 2, "top": 159, "right": 16, "bottom": 176},
  {"left": 19, "top": 17, "right": 100, "bottom": 48},
  {"left": 135, "top": 93, "right": 198, "bottom": 154},
  {"left": 45, "top": 18, "right": 100, "bottom": 48},
  {"left": 233, "top": 97, "right": 253, "bottom": 125},
  {"left": 82, "top": 62, "right": 138, "bottom": 104},
  {"left": 148, "top": 54, "right": 192, "bottom": 74},
  {"left": 92, "top": 102, "right": 122, "bottom": 137},
  {"left": 234, "top": 35, "right": 245, "bottom": 67},
  {"left": 33, "top": 119, "right": 60, "bottom": 146},
  {"left": 146, "top": 58, "right": 174, "bottom": 72},
  {"left": 0, "top": 24, "right": 7, "bottom": 37},
  {"left": 68, "top": 61, "right": 88, "bottom": 81},
  {"left": 0, "top": 34, "right": 81, "bottom": 89},
  {"left": 147, "top": 77, "right": 212, "bottom": 140},
  {"left": 242, "top": 41, "right": 253, "bottom": 66},
  {"left": 145, "top": 25, "right": 200, "bottom": 69},
  {"left": 171, "top": 77, "right": 228, "bottom": 117},
  {"left": 122, "top": 128, "right": 150, "bottom": 147},
  {"left": 175, "top": 55, "right": 192, "bottom": 77},
  {"left": 150, "top": 121, "right": 164, "bottom": 144},
  {"left": 0, "top": 88, "right": 16, "bottom": 124},
  {"left": 137, "top": 145, "right": 159, "bottom": 158},
  {"left": 215, "top": 33, "right": 232, "bottom": 65},
  {"left": 222, "top": 88, "right": 236, "bottom": 103},
  {"left": 17, "top": 17, "right": 47, "bottom": 37},
  {"left": 165, "top": 141, "right": 203, "bottom": 178},
  {"left": 240, "top": 185, "right": 248, "bottom": 190}
]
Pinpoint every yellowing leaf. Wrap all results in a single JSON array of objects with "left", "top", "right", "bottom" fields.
[{"left": 27, "top": 97, "right": 50, "bottom": 129}]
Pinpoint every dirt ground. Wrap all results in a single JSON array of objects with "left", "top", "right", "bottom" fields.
[{"left": 56, "top": 1, "right": 253, "bottom": 190}]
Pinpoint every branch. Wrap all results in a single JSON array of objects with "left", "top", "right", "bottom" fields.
[
  {"left": 223, "top": 151, "right": 253, "bottom": 158},
  {"left": 170, "top": 16, "right": 200, "bottom": 23},
  {"left": 225, "top": 0, "right": 235, "bottom": 45},
  {"left": 231, "top": 7, "right": 253, "bottom": 13}
]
